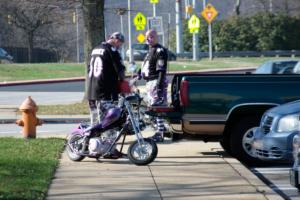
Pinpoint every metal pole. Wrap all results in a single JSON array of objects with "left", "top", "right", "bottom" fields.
[
  {"left": 128, "top": 0, "right": 133, "bottom": 63},
  {"left": 192, "top": 0, "right": 199, "bottom": 61},
  {"left": 76, "top": 6, "right": 80, "bottom": 63},
  {"left": 208, "top": 23, "right": 212, "bottom": 60},
  {"left": 120, "top": 15, "right": 125, "bottom": 60},
  {"left": 168, "top": 13, "right": 171, "bottom": 49},
  {"left": 176, "top": 0, "right": 183, "bottom": 54},
  {"left": 269, "top": 0, "right": 273, "bottom": 13},
  {"left": 203, "top": 0, "right": 206, "bottom": 9},
  {"left": 153, "top": 3, "right": 156, "bottom": 17},
  {"left": 184, "top": 0, "right": 188, "bottom": 19}
]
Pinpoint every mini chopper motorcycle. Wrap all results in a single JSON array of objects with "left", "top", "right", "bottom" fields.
[{"left": 66, "top": 79, "right": 158, "bottom": 165}]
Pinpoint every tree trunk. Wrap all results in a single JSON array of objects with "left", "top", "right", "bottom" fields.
[
  {"left": 27, "top": 31, "right": 34, "bottom": 63},
  {"left": 82, "top": 0, "right": 105, "bottom": 100},
  {"left": 82, "top": 0, "right": 105, "bottom": 64}
]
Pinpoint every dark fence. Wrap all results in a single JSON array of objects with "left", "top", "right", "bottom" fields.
[
  {"left": 177, "top": 50, "right": 300, "bottom": 59},
  {"left": 3, "top": 47, "right": 58, "bottom": 63}
]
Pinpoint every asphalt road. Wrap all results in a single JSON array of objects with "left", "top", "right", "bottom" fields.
[
  {"left": 0, "top": 123, "right": 76, "bottom": 138},
  {"left": 0, "top": 81, "right": 85, "bottom": 105},
  {"left": 251, "top": 166, "right": 300, "bottom": 199}
]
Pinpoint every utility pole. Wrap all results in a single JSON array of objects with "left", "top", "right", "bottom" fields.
[
  {"left": 269, "top": 0, "right": 273, "bottom": 13},
  {"left": 168, "top": 13, "right": 171, "bottom": 49},
  {"left": 153, "top": 2, "right": 156, "bottom": 17},
  {"left": 128, "top": 0, "right": 134, "bottom": 63},
  {"left": 192, "top": 0, "right": 199, "bottom": 61},
  {"left": 75, "top": 5, "right": 80, "bottom": 63},
  {"left": 202, "top": 0, "right": 213, "bottom": 60},
  {"left": 176, "top": 0, "right": 183, "bottom": 54},
  {"left": 116, "top": 8, "right": 126, "bottom": 60}
]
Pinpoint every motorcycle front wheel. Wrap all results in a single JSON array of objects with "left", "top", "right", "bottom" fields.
[
  {"left": 128, "top": 138, "right": 158, "bottom": 165},
  {"left": 66, "top": 133, "right": 85, "bottom": 161}
]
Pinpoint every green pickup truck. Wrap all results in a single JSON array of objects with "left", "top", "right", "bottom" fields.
[{"left": 148, "top": 73, "right": 300, "bottom": 165}]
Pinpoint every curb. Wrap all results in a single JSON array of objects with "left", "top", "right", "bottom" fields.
[
  {"left": 0, "top": 118, "right": 89, "bottom": 124},
  {"left": 0, "top": 77, "right": 85, "bottom": 87},
  {"left": 223, "top": 156, "right": 284, "bottom": 200}
]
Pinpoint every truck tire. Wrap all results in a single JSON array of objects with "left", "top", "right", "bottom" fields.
[
  {"left": 220, "top": 138, "right": 232, "bottom": 155},
  {"left": 171, "top": 132, "right": 183, "bottom": 141},
  {"left": 229, "top": 116, "right": 264, "bottom": 166}
]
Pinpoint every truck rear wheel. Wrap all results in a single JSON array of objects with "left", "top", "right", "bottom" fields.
[
  {"left": 229, "top": 116, "right": 264, "bottom": 166},
  {"left": 220, "top": 138, "right": 232, "bottom": 155}
]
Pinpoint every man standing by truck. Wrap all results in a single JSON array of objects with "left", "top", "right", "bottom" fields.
[
  {"left": 87, "top": 32, "right": 126, "bottom": 125},
  {"left": 138, "top": 29, "right": 169, "bottom": 142}
]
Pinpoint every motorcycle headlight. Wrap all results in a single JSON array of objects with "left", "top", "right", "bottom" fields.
[{"left": 276, "top": 114, "right": 299, "bottom": 133}]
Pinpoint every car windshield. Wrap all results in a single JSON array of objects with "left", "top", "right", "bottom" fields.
[
  {"left": 272, "top": 61, "right": 298, "bottom": 73},
  {"left": 0, "top": 48, "right": 7, "bottom": 56},
  {"left": 132, "top": 44, "right": 148, "bottom": 50}
]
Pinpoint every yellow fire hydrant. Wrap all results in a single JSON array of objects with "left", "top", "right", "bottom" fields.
[{"left": 16, "top": 96, "right": 42, "bottom": 138}]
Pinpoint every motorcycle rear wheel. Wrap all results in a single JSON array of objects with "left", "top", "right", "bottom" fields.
[
  {"left": 128, "top": 138, "right": 158, "bottom": 165},
  {"left": 66, "top": 133, "right": 85, "bottom": 161}
]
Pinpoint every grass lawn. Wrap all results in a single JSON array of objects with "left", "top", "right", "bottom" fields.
[
  {"left": 38, "top": 101, "right": 90, "bottom": 115},
  {"left": 0, "top": 138, "right": 65, "bottom": 200},
  {"left": 1, "top": 57, "right": 299, "bottom": 82},
  {"left": 0, "top": 63, "right": 84, "bottom": 82}
]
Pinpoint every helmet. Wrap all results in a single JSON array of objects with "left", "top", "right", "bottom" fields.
[
  {"left": 110, "top": 32, "right": 125, "bottom": 43},
  {"left": 118, "top": 80, "right": 131, "bottom": 94}
]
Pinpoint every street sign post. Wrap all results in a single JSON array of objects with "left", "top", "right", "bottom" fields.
[
  {"left": 147, "top": 16, "right": 164, "bottom": 45},
  {"left": 201, "top": 3, "right": 218, "bottom": 61},
  {"left": 147, "top": 17, "right": 163, "bottom": 34},
  {"left": 201, "top": 3, "right": 218, "bottom": 24},
  {"left": 133, "top": 12, "right": 146, "bottom": 31},
  {"left": 188, "top": 14, "right": 200, "bottom": 33}
]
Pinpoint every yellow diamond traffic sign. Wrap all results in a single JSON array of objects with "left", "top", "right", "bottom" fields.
[
  {"left": 188, "top": 14, "right": 200, "bottom": 31},
  {"left": 201, "top": 3, "right": 218, "bottom": 24},
  {"left": 137, "top": 33, "right": 145, "bottom": 43},
  {"left": 134, "top": 12, "right": 146, "bottom": 27},
  {"left": 150, "top": 0, "right": 159, "bottom": 4}
]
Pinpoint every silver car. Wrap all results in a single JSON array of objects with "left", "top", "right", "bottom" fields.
[
  {"left": 254, "top": 60, "right": 299, "bottom": 74},
  {"left": 251, "top": 100, "right": 300, "bottom": 163}
]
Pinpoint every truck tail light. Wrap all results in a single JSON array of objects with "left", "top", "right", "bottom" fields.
[
  {"left": 180, "top": 80, "right": 189, "bottom": 106},
  {"left": 149, "top": 107, "right": 174, "bottom": 113}
]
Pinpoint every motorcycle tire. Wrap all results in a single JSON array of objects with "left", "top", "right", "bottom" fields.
[
  {"left": 66, "top": 133, "right": 85, "bottom": 161},
  {"left": 128, "top": 138, "right": 158, "bottom": 166}
]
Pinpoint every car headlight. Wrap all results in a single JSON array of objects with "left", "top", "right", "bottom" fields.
[
  {"left": 293, "top": 134, "right": 300, "bottom": 163},
  {"left": 276, "top": 114, "right": 299, "bottom": 133}
]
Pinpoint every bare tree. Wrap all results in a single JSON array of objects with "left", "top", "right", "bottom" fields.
[
  {"left": 0, "top": 0, "right": 64, "bottom": 62},
  {"left": 255, "top": 0, "right": 300, "bottom": 15}
]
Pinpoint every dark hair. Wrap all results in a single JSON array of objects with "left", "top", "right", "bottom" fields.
[{"left": 109, "top": 32, "right": 125, "bottom": 43}]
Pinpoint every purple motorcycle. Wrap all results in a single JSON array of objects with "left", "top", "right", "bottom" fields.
[{"left": 66, "top": 83, "right": 158, "bottom": 166}]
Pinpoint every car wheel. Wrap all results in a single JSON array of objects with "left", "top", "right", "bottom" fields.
[{"left": 229, "top": 116, "right": 266, "bottom": 166}]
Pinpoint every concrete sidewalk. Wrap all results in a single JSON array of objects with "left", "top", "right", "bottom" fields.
[{"left": 47, "top": 139, "right": 283, "bottom": 200}]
